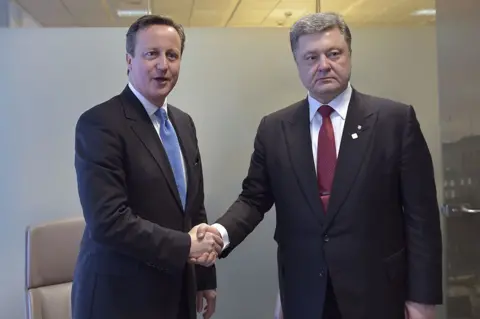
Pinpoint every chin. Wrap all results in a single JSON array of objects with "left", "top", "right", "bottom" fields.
[
  {"left": 152, "top": 87, "right": 171, "bottom": 97},
  {"left": 316, "top": 87, "right": 338, "bottom": 96},
  {"left": 319, "top": 82, "right": 344, "bottom": 91}
]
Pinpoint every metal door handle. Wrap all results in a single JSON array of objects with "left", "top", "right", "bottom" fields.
[
  {"left": 441, "top": 204, "right": 480, "bottom": 216},
  {"left": 458, "top": 204, "right": 480, "bottom": 214}
]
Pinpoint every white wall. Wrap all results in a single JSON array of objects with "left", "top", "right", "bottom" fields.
[
  {"left": 0, "top": 26, "right": 439, "bottom": 318},
  {"left": 8, "top": 0, "right": 41, "bottom": 28}
]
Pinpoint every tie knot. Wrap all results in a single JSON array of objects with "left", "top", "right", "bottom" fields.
[
  {"left": 318, "top": 105, "right": 334, "bottom": 118},
  {"left": 155, "top": 107, "right": 168, "bottom": 122}
]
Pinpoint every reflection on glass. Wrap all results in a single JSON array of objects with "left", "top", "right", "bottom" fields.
[{"left": 442, "top": 136, "right": 480, "bottom": 318}]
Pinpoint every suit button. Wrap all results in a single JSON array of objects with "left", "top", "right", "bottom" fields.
[
  {"left": 323, "top": 234, "right": 329, "bottom": 243},
  {"left": 319, "top": 270, "right": 325, "bottom": 277}
]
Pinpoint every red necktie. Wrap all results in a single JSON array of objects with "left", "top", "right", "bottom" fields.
[{"left": 317, "top": 105, "right": 337, "bottom": 212}]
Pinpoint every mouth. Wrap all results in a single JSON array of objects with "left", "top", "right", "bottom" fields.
[
  {"left": 314, "top": 77, "right": 336, "bottom": 84},
  {"left": 153, "top": 76, "right": 169, "bottom": 84}
]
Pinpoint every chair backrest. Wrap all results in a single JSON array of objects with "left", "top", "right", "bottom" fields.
[{"left": 25, "top": 217, "right": 85, "bottom": 319}]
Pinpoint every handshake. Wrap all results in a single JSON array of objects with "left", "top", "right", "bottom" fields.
[{"left": 188, "top": 224, "right": 223, "bottom": 267}]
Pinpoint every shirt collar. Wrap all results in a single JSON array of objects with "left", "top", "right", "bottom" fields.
[
  {"left": 308, "top": 82, "right": 352, "bottom": 122},
  {"left": 128, "top": 82, "right": 167, "bottom": 117}
]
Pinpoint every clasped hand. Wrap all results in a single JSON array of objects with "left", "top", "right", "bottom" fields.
[{"left": 188, "top": 224, "right": 223, "bottom": 267}]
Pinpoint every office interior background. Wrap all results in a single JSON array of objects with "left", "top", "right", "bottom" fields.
[{"left": 0, "top": 0, "right": 479, "bottom": 318}]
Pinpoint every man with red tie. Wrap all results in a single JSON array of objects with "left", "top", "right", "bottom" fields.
[{"left": 194, "top": 12, "right": 442, "bottom": 319}]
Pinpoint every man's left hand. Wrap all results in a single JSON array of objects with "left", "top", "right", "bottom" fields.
[
  {"left": 197, "top": 289, "right": 217, "bottom": 319},
  {"left": 405, "top": 301, "right": 436, "bottom": 319}
]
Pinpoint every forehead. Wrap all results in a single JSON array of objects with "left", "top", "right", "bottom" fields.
[
  {"left": 135, "top": 25, "right": 181, "bottom": 50},
  {"left": 296, "top": 28, "right": 348, "bottom": 53}
]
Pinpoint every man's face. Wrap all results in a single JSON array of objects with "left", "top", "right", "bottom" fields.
[
  {"left": 126, "top": 24, "right": 182, "bottom": 106},
  {"left": 294, "top": 27, "right": 351, "bottom": 104}
]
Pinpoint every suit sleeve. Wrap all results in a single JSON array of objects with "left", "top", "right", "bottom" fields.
[
  {"left": 193, "top": 202, "right": 217, "bottom": 291},
  {"left": 188, "top": 116, "right": 217, "bottom": 291},
  {"left": 400, "top": 105, "right": 443, "bottom": 304},
  {"left": 74, "top": 110, "right": 191, "bottom": 272},
  {"left": 216, "top": 116, "right": 275, "bottom": 258}
]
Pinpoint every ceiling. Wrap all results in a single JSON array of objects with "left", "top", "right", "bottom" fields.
[{"left": 15, "top": 0, "right": 436, "bottom": 27}]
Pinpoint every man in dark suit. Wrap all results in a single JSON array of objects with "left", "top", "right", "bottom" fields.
[
  {"left": 71, "top": 15, "right": 222, "bottom": 319},
  {"left": 194, "top": 12, "right": 443, "bottom": 319}
]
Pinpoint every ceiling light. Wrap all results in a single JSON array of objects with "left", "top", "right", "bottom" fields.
[
  {"left": 411, "top": 9, "right": 436, "bottom": 16},
  {"left": 117, "top": 9, "right": 151, "bottom": 17}
]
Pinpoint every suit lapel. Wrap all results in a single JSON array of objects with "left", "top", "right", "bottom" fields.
[
  {"left": 324, "top": 90, "right": 378, "bottom": 227},
  {"left": 120, "top": 86, "right": 184, "bottom": 211},
  {"left": 283, "top": 99, "right": 326, "bottom": 225}
]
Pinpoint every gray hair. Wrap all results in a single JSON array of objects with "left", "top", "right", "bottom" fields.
[{"left": 289, "top": 12, "right": 352, "bottom": 57}]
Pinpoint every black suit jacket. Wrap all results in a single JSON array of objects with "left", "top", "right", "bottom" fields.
[
  {"left": 216, "top": 89, "right": 442, "bottom": 319},
  {"left": 71, "top": 86, "right": 215, "bottom": 319}
]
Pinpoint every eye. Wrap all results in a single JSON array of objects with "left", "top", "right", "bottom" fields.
[
  {"left": 144, "top": 51, "right": 158, "bottom": 59},
  {"left": 166, "top": 51, "right": 179, "bottom": 61},
  {"left": 327, "top": 51, "right": 341, "bottom": 59},
  {"left": 305, "top": 55, "right": 317, "bottom": 61}
]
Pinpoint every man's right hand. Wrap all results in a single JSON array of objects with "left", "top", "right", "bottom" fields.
[{"left": 188, "top": 224, "right": 223, "bottom": 267}]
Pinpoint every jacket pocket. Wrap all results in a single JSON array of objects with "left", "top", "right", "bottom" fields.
[
  {"left": 88, "top": 251, "right": 141, "bottom": 277},
  {"left": 382, "top": 247, "right": 406, "bottom": 282}
]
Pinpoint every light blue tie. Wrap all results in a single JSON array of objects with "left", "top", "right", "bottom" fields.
[{"left": 156, "top": 108, "right": 186, "bottom": 210}]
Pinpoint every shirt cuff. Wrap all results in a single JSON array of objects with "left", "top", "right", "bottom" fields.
[{"left": 211, "top": 223, "right": 230, "bottom": 251}]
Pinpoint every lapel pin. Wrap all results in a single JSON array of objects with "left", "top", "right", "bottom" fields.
[
  {"left": 357, "top": 125, "right": 362, "bottom": 130},
  {"left": 351, "top": 133, "right": 358, "bottom": 139}
]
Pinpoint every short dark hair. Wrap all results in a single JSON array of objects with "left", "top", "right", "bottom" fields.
[
  {"left": 290, "top": 12, "right": 352, "bottom": 57},
  {"left": 126, "top": 14, "right": 186, "bottom": 57}
]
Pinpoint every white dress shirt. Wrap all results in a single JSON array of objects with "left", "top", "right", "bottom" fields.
[
  {"left": 213, "top": 83, "right": 353, "bottom": 250},
  {"left": 309, "top": 83, "right": 352, "bottom": 171},
  {"left": 128, "top": 82, "right": 187, "bottom": 187}
]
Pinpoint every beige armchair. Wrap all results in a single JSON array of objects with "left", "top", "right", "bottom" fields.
[{"left": 25, "top": 217, "right": 85, "bottom": 319}]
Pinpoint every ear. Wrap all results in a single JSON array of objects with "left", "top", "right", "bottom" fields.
[{"left": 126, "top": 53, "right": 133, "bottom": 73}]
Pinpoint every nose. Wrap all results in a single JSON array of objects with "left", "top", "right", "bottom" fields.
[
  {"left": 156, "top": 54, "right": 168, "bottom": 71},
  {"left": 317, "top": 54, "right": 331, "bottom": 74}
]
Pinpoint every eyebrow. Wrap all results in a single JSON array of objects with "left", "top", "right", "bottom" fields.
[
  {"left": 303, "top": 47, "right": 342, "bottom": 55},
  {"left": 303, "top": 50, "right": 318, "bottom": 56},
  {"left": 144, "top": 47, "right": 180, "bottom": 53}
]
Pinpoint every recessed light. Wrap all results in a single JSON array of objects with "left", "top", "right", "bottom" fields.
[
  {"left": 411, "top": 9, "right": 436, "bottom": 16},
  {"left": 117, "top": 9, "right": 151, "bottom": 17}
]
